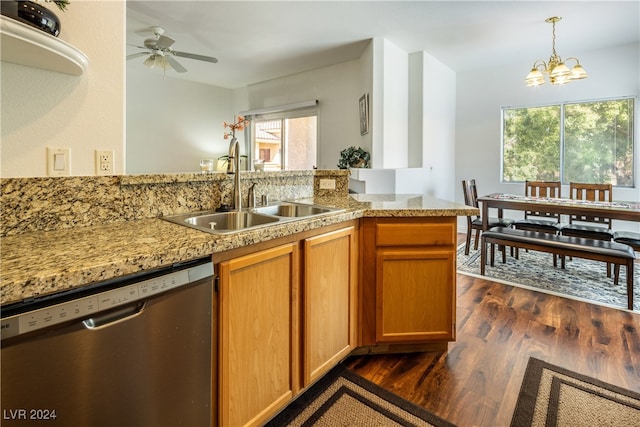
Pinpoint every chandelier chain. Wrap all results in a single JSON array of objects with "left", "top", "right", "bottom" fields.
[
  {"left": 551, "top": 20, "right": 557, "bottom": 57},
  {"left": 548, "top": 17, "right": 561, "bottom": 67}
]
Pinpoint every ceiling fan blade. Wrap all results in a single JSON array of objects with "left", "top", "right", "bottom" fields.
[
  {"left": 127, "top": 52, "right": 149, "bottom": 60},
  {"left": 128, "top": 44, "right": 149, "bottom": 50},
  {"left": 155, "top": 35, "right": 175, "bottom": 49},
  {"left": 166, "top": 55, "right": 188, "bottom": 73},
  {"left": 173, "top": 51, "right": 218, "bottom": 64}
]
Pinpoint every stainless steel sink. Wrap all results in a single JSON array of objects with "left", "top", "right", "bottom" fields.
[
  {"left": 163, "top": 202, "right": 344, "bottom": 234},
  {"left": 164, "top": 211, "right": 280, "bottom": 234},
  {"left": 252, "top": 202, "right": 336, "bottom": 218}
]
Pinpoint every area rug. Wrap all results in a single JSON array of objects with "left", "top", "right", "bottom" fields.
[
  {"left": 457, "top": 244, "right": 640, "bottom": 311},
  {"left": 264, "top": 363, "right": 455, "bottom": 427},
  {"left": 511, "top": 357, "right": 640, "bottom": 426}
]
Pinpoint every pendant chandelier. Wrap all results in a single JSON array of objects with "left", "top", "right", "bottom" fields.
[{"left": 525, "top": 17, "right": 588, "bottom": 87}]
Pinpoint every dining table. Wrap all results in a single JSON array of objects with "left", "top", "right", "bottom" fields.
[
  {"left": 478, "top": 193, "right": 640, "bottom": 231},
  {"left": 476, "top": 193, "right": 639, "bottom": 311}
]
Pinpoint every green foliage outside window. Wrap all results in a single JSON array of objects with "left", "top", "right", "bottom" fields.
[
  {"left": 503, "top": 106, "right": 561, "bottom": 182},
  {"left": 502, "top": 98, "right": 634, "bottom": 187}
]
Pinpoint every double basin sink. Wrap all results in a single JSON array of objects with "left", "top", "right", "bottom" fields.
[{"left": 163, "top": 202, "right": 344, "bottom": 234}]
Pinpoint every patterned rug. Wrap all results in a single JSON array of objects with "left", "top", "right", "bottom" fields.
[
  {"left": 457, "top": 244, "right": 640, "bottom": 311},
  {"left": 264, "top": 364, "right": 455, "bottom": 426},
  {"left": 511, "top": 357, "right": 640, "bottom": 426}
]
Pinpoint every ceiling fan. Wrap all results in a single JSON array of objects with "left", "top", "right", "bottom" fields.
[{"left": 127, "top": 26, "right": 218, "bottom": 73}]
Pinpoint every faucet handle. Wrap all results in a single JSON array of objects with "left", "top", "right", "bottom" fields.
[{"left": 248, "top": 182, "right": 257, "bottom": 207}]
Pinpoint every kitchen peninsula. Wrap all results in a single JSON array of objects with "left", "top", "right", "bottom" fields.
[
  {"left": 1, "top": 185, "right": 476, "bottom": 305},
  {"left": 1, "top": 171, "right": 477, "bottom": 427}
]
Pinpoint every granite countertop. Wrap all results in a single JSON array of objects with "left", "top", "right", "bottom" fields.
[{"left": 0, "top": 194, "right": 477, "bottom": 306}]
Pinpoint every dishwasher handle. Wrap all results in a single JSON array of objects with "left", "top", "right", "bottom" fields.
[{"left": 82, "top": 302, "right": 145, "bottom": 329}]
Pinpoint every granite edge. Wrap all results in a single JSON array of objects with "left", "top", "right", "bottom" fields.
[{"left": 1, "top": 197, "right": 477, "bottom": 306}]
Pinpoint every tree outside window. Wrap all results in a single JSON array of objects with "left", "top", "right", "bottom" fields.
[{"left": 502, "top": 97, "right": 634, "bottom": 187}]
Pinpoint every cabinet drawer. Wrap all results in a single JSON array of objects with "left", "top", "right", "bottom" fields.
[{"left": 376, "top": 222, "right": 455, "bottom": 246}]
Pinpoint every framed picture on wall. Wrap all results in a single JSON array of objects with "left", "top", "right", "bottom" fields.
[{"left": 359, "top": 93, "right": 369, "bottom": 135}]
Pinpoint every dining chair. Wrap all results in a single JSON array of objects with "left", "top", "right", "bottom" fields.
[
  {"left": 561, "top": 182, "right": 615, "bottom": 277},
  {"left": 513, "top": 180, "right": 563, "bottom": 234},
  {"left": 613, "top": 231, "right": 640, "bottom": 285},
  {"left": 560, "top": 183, "right": 615, "bottom": 240},
  {"left": 512, "top": 180, "right": 563, "bottom": 263},
  {"left": 461, "top": 179, "right": 515, "bottom": 255}
]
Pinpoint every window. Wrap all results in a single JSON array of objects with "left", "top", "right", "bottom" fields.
[
  {"left": 502, "top": 97, "right": 634, "bottom": 187},
  {"left": 252, "top": 113, "right": 317, "bottom": 171}
]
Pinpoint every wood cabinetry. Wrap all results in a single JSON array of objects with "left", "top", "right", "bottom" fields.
[
  {"left": 360, "top": 217, "right": 456, "bottom": 351},
  {"left": 216, "top": 221, "right": 358, "bottom": 426},
  {"left": 302, "top": 226, "right": 357, "bottom": 386},
  {"left": 216, "top": 216, "right": 456, "bottom": 423},
  {"left": 218, "top": 243, "right": 299, "bottom": 427}
]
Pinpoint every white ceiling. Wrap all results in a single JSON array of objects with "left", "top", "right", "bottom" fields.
[{"left": 126, "top": 1, "right": 640, "bottom": 89}]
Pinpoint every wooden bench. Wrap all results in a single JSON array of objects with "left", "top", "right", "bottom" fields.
[{"left": 480, "top": 227, "right": 636, "bottom": 310}]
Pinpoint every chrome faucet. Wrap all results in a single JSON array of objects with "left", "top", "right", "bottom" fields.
[{"left": 227, "top": 137, "right": 241, "bottom": 211}]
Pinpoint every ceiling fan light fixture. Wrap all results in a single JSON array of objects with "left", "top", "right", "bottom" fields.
[
  {"left": 155, "top": 55, "right": 170, "bottom": 71},
  {"left": 524, "top": 16, "right": 587, "bottom": 87},
  {"left": 143, "top": 55, "right": 158, "bottom": 69},
  {"left": 142, "top": 52, "right": 172, "bottom": 72},
  {"left": 127, "top": 25, "right": 219, "bottom": 75}
]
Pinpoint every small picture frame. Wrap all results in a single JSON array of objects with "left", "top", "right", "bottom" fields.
[{"left": 359, "top": 93, "right": 369, "bottom": 135}]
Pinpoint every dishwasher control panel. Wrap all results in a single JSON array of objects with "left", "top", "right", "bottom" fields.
[{"left": 1, "top": 262, "right": 213, "bottom": 340}]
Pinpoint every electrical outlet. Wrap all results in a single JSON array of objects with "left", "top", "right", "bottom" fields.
[
  {"left": 319, "top": 178, "right": 336, "bottom": 190},
  {"left": 95, "top": 150, "right": 114, "bottom": 175}
]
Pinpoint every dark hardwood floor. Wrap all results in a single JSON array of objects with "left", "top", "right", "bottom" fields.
[{"left": 345, "top": 234, "right": 640, "bottom": 427}]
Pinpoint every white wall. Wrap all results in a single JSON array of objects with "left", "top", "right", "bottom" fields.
[
  {"left": 408, "top": 52, "right": 423, "bottom": 168},
  {"left": 245, "top": 59, "right": 362, "bottom": 170},
  {"left": 371, "top": 38, "right": 385, "bottom": 169},
  {"left": 352, "top": 48, "right": 457, "bottom": 199},
  {"left": 421, "top": 52, "right": 456, "bottom": 200},
  {"left": 366, "top": 38, "right": 411, "bottom": 169},
  {"left": 380, "top": 39, "right": 408, "bottom": 169},
  {"left": 1, "top": 0, "right": 125, "bottom": 177},
  {"left": 456, "top": 42, "right": 640, "bottom": 231},
  {"left": 358, "top": 39, "right": 374, "bottom": 159},
  {"left": 126, "top": 67, "right": 236, "bottom": 174}
]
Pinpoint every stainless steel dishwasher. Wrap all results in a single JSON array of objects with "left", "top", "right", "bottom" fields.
[{"left": 1, "top": 258, "right": 214, "bottom": 427}]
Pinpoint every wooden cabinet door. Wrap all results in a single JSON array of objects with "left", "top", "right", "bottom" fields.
[
  {"left": 375, "top": 248, "right": 455, "bottom": 343},
  {"left": 218, "top": 243, "right": 299, "bottom": 427},
  {"left": 302, "top": 226, "right": 357, "bottom": 386}
]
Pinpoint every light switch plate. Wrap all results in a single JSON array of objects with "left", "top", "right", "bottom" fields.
[{"left": 47, "top": 147, "right": 70, "bottom": 176}]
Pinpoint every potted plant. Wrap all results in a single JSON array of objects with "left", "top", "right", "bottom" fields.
[
  {"left": 41, "top": 0, "right": 69, "bottom": 11},
  {"left": 337, "top": 146, "right": 370, "bottom": 169}
]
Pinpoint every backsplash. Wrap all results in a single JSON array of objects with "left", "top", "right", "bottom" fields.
[{"left": 0, "top": 170, "right": 349, "bottom": 237}]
